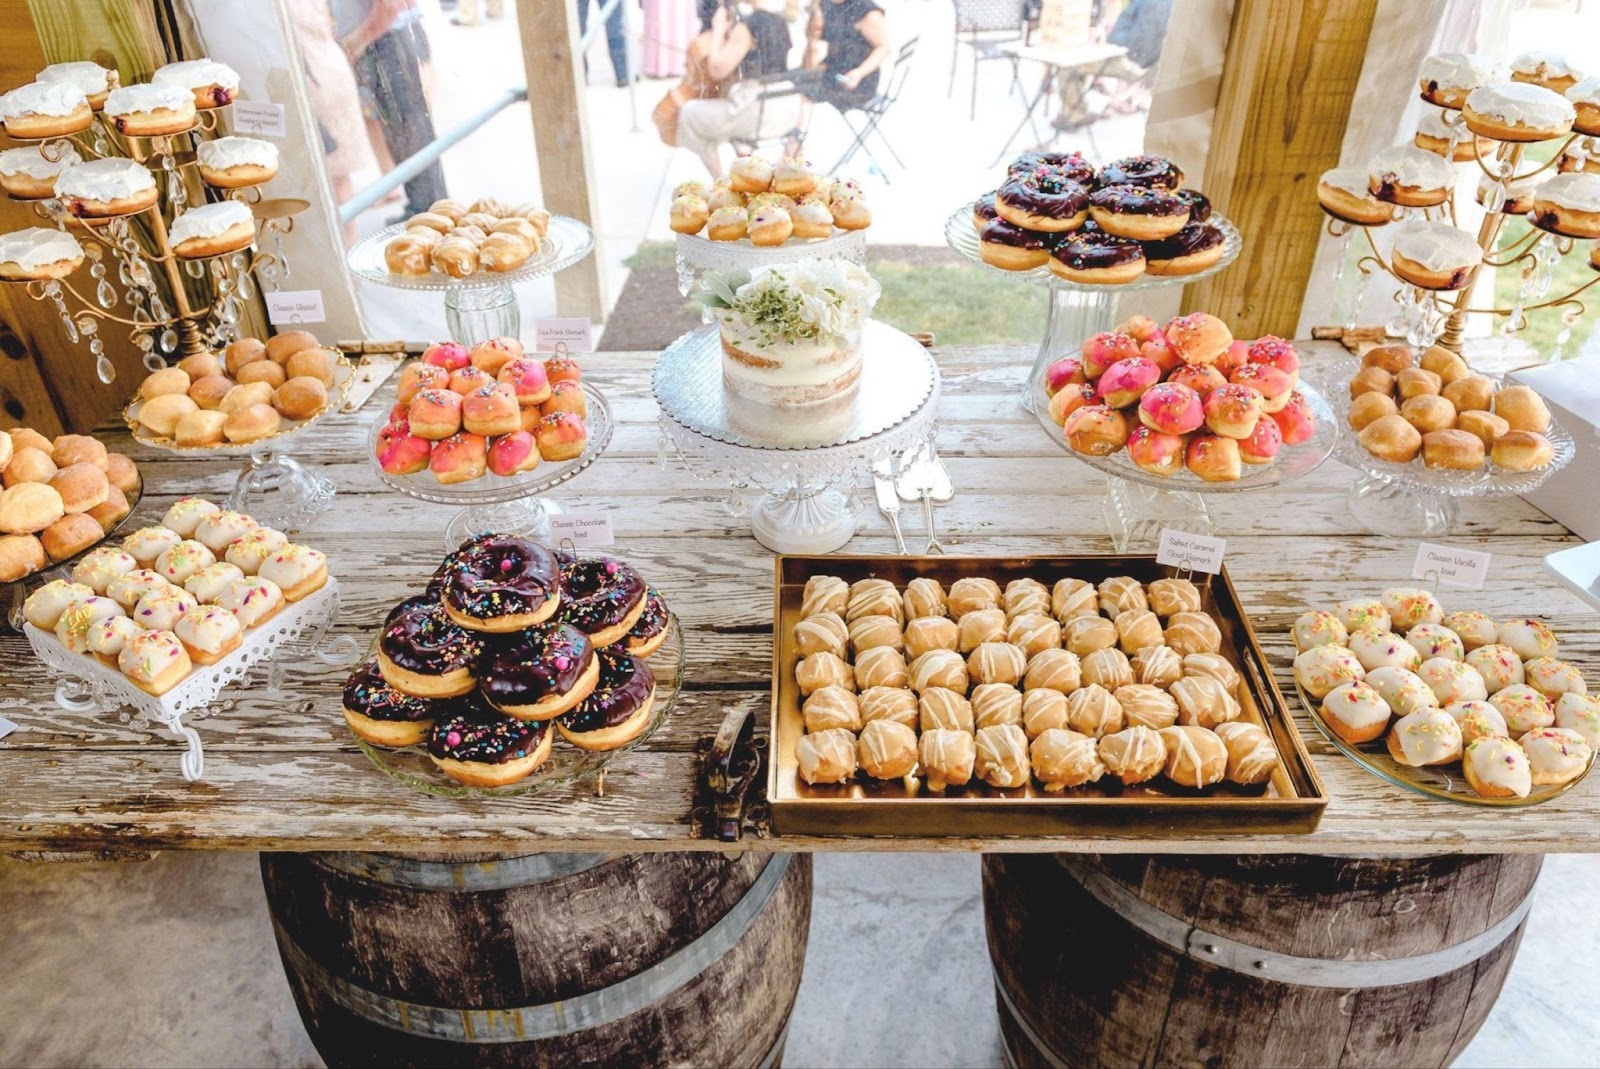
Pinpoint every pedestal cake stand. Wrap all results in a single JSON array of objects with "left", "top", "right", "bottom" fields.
[
  {"left": 1324, "top": 356, "right": 1575, "bottom": 536},
  {"left": 674, "top": 228, "right": 868, "bottom": 296},
  {"left": 655, "top": 320, "right": 940, "bottom": 553},
  {"left": 1028, "top": 373, "right": 1340, "bottom": 549},
  {"left": 368, "top": 381, "right": 615, "bottom": 548},
  {"left": 944, "top": 205, "right": 1242, "bottom": 411},
  {"left": 348, "top": 216, "right": 595, "bottom": 345}
]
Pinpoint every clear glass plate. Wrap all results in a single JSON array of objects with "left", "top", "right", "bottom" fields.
[
  {"left": 944, "top": 204, "right": 1242, "bottom": 292},
  {"left": 367, "top": 381, "right": 614, "bottom": 507},
  {"left": 1325, "top": 355, "right": 1576, "bottom": 496},
  {"left": 1293, "top": 678, "right": 1593, "bottom": 807},
  {"left": 346, "top": 215, "right": 595, "bottom": 291},
  {"left": 1030, "top": 375, "right": 1341, "bottom": 493},
  {"left": 355, "top": 613, "right": 685, "bottom": 798}
]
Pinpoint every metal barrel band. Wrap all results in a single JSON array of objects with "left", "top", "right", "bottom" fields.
[
  {"left": 310, "top": 851, "right": 615, "bottom": 891},
  {"left": 1057, "top": 856, "right": 1535, "bottom": 989},
  {"left": 760, "top": 1019, "right": 792, "bottom": 1069},
  {"left": 990, "top": 975, "right": 1070, "bottom": 1069},
  {"left": 278, "top": 853, "right": 794, "bottom": 1043}
]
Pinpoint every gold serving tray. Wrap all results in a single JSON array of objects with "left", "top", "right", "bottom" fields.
[{"left": 768, "top": 554, "right": 1328, "bottom": 837}]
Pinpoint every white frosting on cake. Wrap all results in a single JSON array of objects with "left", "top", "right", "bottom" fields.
[
  {"left": 1566, "top": 76, "right": 1600, "bottom": 107},
  {"left": 1319, "top": 167, "right": 1375, "bottom": 198},
  {"left": 38, "top": 61, "right": 115, "bottom": 94},
  {"left": 1465, "top": 80, "right": 1576, "bottom": 128},
  {"left": 196, "top": 135, "right": 278, "bottom": 171},
  {"left": 1512, "top": 51, "right": 1579, "bottom": 80},
  {"left": 104, "top": 82, "right": 194, "bottom": 116},
  {"left": 1419, "top": 52, "right": 1503, "bottom": 91},
  {"left": 169, "top": 200, "right": 253, "bottom": 244},
  {"left": 55, "top": 158, "right": 156, "bottom": 201},
  {"left": 0, "top": 227, "right": 83, "bottom": 269},
  {"left": 0, "top": 144, "right": 80, "bottom": 179},
  {"left": 1536, "top": 172, "right": 1600, "bottom": 211},
  {"left": 1, "top": 81, "right": 87, "bottom": 119},
  {"left": 1393, "top": 222, "right": 1485, "bottom": 271},
  {"left": 1369, "top": 144, "right": 1454, "bottom": 190},
  {"left": 152, "top": 58, "right": 240, "bottom": 91}
]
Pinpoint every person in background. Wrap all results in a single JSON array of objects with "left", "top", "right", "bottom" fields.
[
  {"left": 793, "top": 0, "right": 888, "bottom": 112},
  {"left": 642, "top": 0, "right": 698, "bottom": 78},
  {"left": 676, "top": 0, "right": 799, "bottom": 175},
  {"left": 332, "top": 0, "right": 448, "bottom": 218},
  {"left": 453, "top": 0, "right": 504, "bottom": 26},
  {"left": 578, "top": 0, "right": 633, "bottom": 87},
  {"left": 285, "top": 0, "right": 379, "bottom": 244}
]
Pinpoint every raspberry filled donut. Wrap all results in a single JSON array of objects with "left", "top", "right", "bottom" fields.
[
  {"left": 617, "top": 585, "right": 670, "bottom": 657},
  {"left": 378, "top": 599, "right": 483, "bottom": 698},
  {"left": 1088, "top": 185, "right": 1188, "bottom": 240},
  {"left": 559, "top": 553, "right": 648, "bottom": 646},
  {"left": 558, "top": 648, "right": 657, "bottom": 750},
  {"left": 1099, "top": 154, "right": 1184, "bottom": 190},
  {"left": 479, "top": 621, "right": 598, "bottom": 720},
  {"left": 427, "top": 696, "right": 554, "bottom": 788},
  {"left": 994, "top": 170, "right": 1090, "bottom": 232},
  {"left": 439, "top": 534, "right": 561, "bottom": 632},
  {"left": 1049, "top": 229, "right": 1145, "bottom": 284}
]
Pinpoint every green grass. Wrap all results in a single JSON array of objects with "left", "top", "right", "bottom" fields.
[{"left": 1489, "top": 141, "right": 1596, "bottom": 357}]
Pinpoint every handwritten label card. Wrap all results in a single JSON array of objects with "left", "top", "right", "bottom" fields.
[
  {"left": 0, "top": 718, "right": 17, "bottom": 741},
  {"left": 534, "top": 317, "right": 594, "bottom": 353},
  {"left": 549, "top": 511, "right": 614, "bottom": 548},
  {"left": 233, "top": 101, "right": 286, "bottom": 138},
  {"left": 1156, "top": 529, "right": 1227, "bottom": 574},
  {"left": 266, "top": 290, "right": 326, "bottom": 326},
  {"left": 1413, "top": 542, "right": 1491, "bottom": 589}
]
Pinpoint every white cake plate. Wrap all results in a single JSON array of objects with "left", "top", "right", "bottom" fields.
[{"left": 654, "top": 321, "right": 940, "bottom": 553}]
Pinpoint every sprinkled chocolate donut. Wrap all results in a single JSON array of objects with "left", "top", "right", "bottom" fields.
[
  {"left": 479, "top": 621, "right": 597, "bottom": 719},
  {"left": 344, "top": 659, "right": 444, "bottom": 723},
  {"left": 1143, "top": 223, "right": 1226, "bottom": 275},
  {"left": 978, "top": 218, "right": 1054, "bottom": 270},
  {"left": 618, "top": 585, "right": 671, "bottom": 656},
  {"left": 995, "top": 170, "right": 1090, "bottom": 232},
  {"left": 439, "top": 533, "right": 561, "bottom": 632},
  {"left": 384, "top": 593, "right": 437, "bottom": 628},
  {"left": 1173, "top": 188, "right": 1212, "bottom": 222},
  {"left": 559, "top": 649, "right": 657, "bottom": 750},
  {"left": 1089, "top": 185, "right": 1189, "bottom": 240},
  {"left": 1050, "top": 229, "right": 1146, "bottom": 284},
  {"left": 1100, "top": 154, "right": 1184, "bottom": 190},
  {"left": 428, "top": 694, "right": 553, "bottom": 786},
  {"left": 559, "top": 553, "right": 647, "bottom": 646},
  {"left": 378, "top": 600, "right": 483, "bottom": 697},
  {"left": 972, "top": 191, "right": 999, "bottom": 230},
  {"left": 1008, "top": 150, "right": 1097, "bottom": 187}
]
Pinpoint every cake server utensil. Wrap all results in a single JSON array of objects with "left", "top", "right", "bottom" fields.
[{"left": 872, "top": 458, "right": 908, "bottom": 554}]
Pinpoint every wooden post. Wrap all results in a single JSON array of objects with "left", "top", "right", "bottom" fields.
[
  {"left": 516, "top": 0, "right": 608, "bottom": 323},
  {"left": 1183, "top": 0, "right": 1379, "bottom": 337}
]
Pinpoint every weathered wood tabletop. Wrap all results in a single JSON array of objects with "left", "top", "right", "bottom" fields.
[{"left": 2, "top": 341, "right": 1593, "bottom": 855}]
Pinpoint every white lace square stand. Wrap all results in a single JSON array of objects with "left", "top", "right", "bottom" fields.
[{"left": 23, "top": 578, "right": 348, "bottom": 782}]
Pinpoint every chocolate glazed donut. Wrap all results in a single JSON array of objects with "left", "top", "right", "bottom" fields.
[
  {"left": 559, "top": 554, "right": 648, "bottom": 647},
  {"left": 344, "top": 660, "right": 444, "bottom": 723},
  {"left": 619, "top": 586, "right": 671, "bottom": 656},
  {"left": 1009, "top": 151, "right": 1098, "bottom": 187},
  {"left": 440, "top": 534, "right": 561, "bottom": 632},
  {"left": 1050, "top": 229, "right": 1146, "bottom": 284},
  {"left": 378, "top": 601, "right": 483, "bottom": 698},
  {"left": 1088, "top": 185, "right": 1189, "bottom": 240},
  {"left": 1173, "top": 189, "right": 1212, "bottom": 223},
  {"left": 1100, "top": 154, "right": 1185, "bottom": 190},
  {"left": 994, "top": 172, "right": 1090, "bottom": 232},
  {"left": 559, "top": 649, "right": 657, "bottom": 751},
  {"left": 479, "top": 622, "right": 599, "bottom": 720},
  {"left": 979, "top": 218, "right": 1054, "bottom": 270},
  {"left": 973, "top": 192, "right": 1000, "bottom": 230},
  {"left": 427, "top": 693, "right": 554, "bottom": 787}
]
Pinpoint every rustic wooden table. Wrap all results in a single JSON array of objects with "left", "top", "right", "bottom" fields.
[{"left": 2, "top": 341, "right": 1593, "bottom": 855}]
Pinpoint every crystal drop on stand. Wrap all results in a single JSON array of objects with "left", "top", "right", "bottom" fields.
[
  {"left": 159, "top": 328, "right": 178, "bottom": 352},
  {"left": 237, "top": 271, "right": 254, "bottom": 299},
  {"left": 76, "top": 315, "right": 97, "bottom": 336},
  {"left": 142, "top": 348, "right": 164, "bottom": 373},
  {"left": 95, "top": 354, "right": 114, "bottom": 385},
  {"left": 184, "top": 259, "right": 204, "bottom": 279},
  {"left": 96, "top": 278, "right": 117, "bottom": 308}
]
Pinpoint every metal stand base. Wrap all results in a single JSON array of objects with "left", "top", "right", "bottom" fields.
[
  {"left": 1023, "top": 287, "right": 1121, "bottom": 412},
  {"left": 748, "top": 489, "right": 856, "bottom": 554},
  {"left": 1103, "top": 477, "right": 1214, "bottom": 551},
  {"left": 445, "top": 497, "right": 563, "bottom": 550},
  {"left": 228, "top": 454, "right": 336, "bottom": 531},
  {"left": 1348, "top": 474, "right": 1457, "bottom": 536}
]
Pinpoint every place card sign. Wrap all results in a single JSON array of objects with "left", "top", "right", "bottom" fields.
[
  {"left": 0, "top": 717, "right": 17, "bottom": 740},
  {"left": 534, "top": 317, "right": 594, "bottom": 353},
  {"left": 233, "top": 101, "right": 286, "bottom": 138},
  {"left": 1156, "top": 529, "right": 1226, "bottom": 574},
  {"left": 266, "top": 289, "right": 326, "bottom": 326},
  {"left": 549, "top": 511, "right": 614, "bottom": 548},
  {"left": 1413, "top": 542, "right": 1491, "bottom": 589}
]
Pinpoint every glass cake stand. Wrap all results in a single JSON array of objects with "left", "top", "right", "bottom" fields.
[
  {"left": 367, "top": 380, "right": 614, "bottom": 548},
  {"left": 655, "top": 320, "right": 940, "bottom": 553},
  {"left": 347, "top": 216, "right": 595, "bottom": 344},
  {"left": 123, "top": 355, "right": 354, "bottom": 530},
  {"left": 1323, "top": 355, "right": 1577, "bottom": 536},
  {"left": 945, "top": 205, "right": 1243, "bottom": 411},
  {"left": 356, "top": 613, "right": 685, "bottom": 798},
  {"left": 1029, "top": 374, "right": 1340, "bottom": 549},
  {"left": 674, "top": 228, "right": 868, "bottom": 296}
]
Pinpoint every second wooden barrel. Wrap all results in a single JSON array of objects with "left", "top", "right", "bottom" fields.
[
  {"left": 262, "top": 850, "right": 812, "bottom": 1068},
  {"left": 983, "top": 852, "right": 1541, "bottom": 1069}
]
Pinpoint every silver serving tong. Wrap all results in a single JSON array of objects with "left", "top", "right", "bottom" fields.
[{"left": 871, "top": 454, "right": 908, "bottom": 554}]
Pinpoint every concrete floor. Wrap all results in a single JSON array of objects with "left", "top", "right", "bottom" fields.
[{"left": 1, "top": 850, "right": 1596, "bottom": 1067}]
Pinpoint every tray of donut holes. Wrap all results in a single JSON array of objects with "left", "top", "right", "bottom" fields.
[
  {"left": 769, "top": 554, "right": 1327, "bottom": 837},
  {"left": 123, "top": 330, "right": 352, "bottom": 453},
  {"left": 0, "top": 426, "right": 142, "bottom": 583}
]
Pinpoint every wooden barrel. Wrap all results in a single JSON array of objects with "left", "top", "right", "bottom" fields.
[
  {"left": 261, "top": 850, "right": 811, "bottom": 1068},
  {"left": 983, "top": 852, "right": 1542, "bottom": 1069}
]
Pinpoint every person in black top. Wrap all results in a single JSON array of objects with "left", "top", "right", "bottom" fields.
[
  {"left": 677, "top": 0, "right": 801, "bottom": 174},
  {"left": 795, "top": 0, "right": 889, "bottom": 110}
]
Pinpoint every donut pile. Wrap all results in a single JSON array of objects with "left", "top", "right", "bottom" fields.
[
  {"left": 667, "top": 154, "right": 871, "bottom": 246},
  {"left": 1346, "top": 342, "right": 1556, "bottom": 472},
  {"left": 973, "top": 151, "right": 1223, "bottom": 283},
  {"left": 791, "top": 572, "right": 1281, "bottom": 794},
  {"left": 130, "top": 330, "right": 340, "bottom": 448},
  {"left": 0, "top": 425, "right": 140, "bottom": 582},
  {"left": 21, "top": 497, "right": 329, "bottom": 696},
  {"left": 1293, "top": 587, "right": 1597, "bottom": 799},
  {"left": 343, "top": 535, "right": 672, "bottom": 789},
  {"left": 1042, "top": 311, "right": 1317, "bottom": 482},
  {"left": 374, "top": 338, "right": 591, "bottom": 485},
  {"left": 383, "top": 197, "right": 551, "bottom": 279}
]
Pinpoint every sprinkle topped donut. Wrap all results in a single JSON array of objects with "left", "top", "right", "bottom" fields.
[
  {"left": 1099, "top": 154, "right": 1184, "bottom": 190},
  {"left": 558, "top": 553, "right": 648, "bottom": 647},
  {"left": 478, "top": 621, "right": 597, "bottom": 719},
  {"left": 994, "top": 170, "right": 1090, "bottom": 232},
  {"left": 561, "top": 648, "right": 656, "bottom": 735},
  {"left": 1008, "top": 150, "right": 1098, "bottom": 187},
  {"left": 428, "top": 694, "right": 550, "bottom": 766},
  {"left": 439, "top": 533, "right": 561, "bottom": 632}
]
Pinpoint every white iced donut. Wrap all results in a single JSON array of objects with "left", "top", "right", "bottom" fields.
[
  {"left": 1387, "top": 708, "right": 1463, "bottom": 767},
  {"left": 133, "top": 585, "right": 199, "bottom": 632},
  {"left": 0, "top": 81, "right": 92, "bottom": 138},
  {"left": 104, "top": 83, "right": 196, "bottom": 136},
  {"left": 183, "top": 561, "right": 245, "bottom": 603},
  {"left": 1319, "top": 680, "right": 1391, "bottom": 744},
  {"left": 1568, "top": 75, "right": 1600, "bottom": 135},
  {"left": 1530, "top": 172, "right": 1600, "bottom": 238},
  {"left": 1294, "top": 610, "right": 1350, "bottom": 652},
  {"left": 1490, "top": 683, "right": 1555, "bottom": 734},
  {"left": 1511, "top": 50, "right": 1582, "bottom": 93},
  {"left": 168, "top": 201, "right": 255, "bottom": 259},
  {"left": 55, "top": 595, "right": 124, "bottom": 654},
  {"left": 1462, "top": 80, "right": 1576, "bottom": 141},
  {"left": 1519, "top": 726, "right": 1590, "bottom": 785},
  {"left": 1368, "top": 145, "right": 1455, "bottom": 206},
  {"left": 1349, "top": 629, "right": 1422, "bottom": 673},
  {"left": 1523, "top": 656, "right": 1587, "bottom": 701},
  {"left": 216, "top": 575, "right": 284, "bottom": 627},
  {"left": 161, "top": 497, "right": 221, "bottom": 539},
  {"left": 1390, "top": 222, "right": 1485, "bottom": 290},
  {"left": 22, "top": 578, "right": 94, "bottom": 630},
  {"left": 37, "top": 61, "right": 118, "bottom": 107},
  {"left": 151, "top": 58, "right": 241, "bottom": 108},
  {"left": 0, "top": 144, "right": 81, "bottom": 199},
  {"left": 54, "top": 158, "right": 158, "bottom": 218},
  {"left": 105, "top": 569, "right": 169, "bottom": 612},
  {"left": 69, "top": 546, "right": 137, "bottom": 594},
  {"left": 1443, "top": 699, "right": 1508, "bottom": 744},
  {"left": 1497, "top": 617, "right": 1558, "bottom": 660},
  {"left": 0, "top": 227, "right": 84, "bottom": 281},
  {"left": 1465, "top": 643, "right": 1525, "bottom": 694},
  {"left": 1294, "top": 644, "right": 1365, "bottom": 699},
  {"left": 1317, "top": 166, "right": 1391, "bottom": 226},
  {"left": 1441, "top": 610, "right": 1499, "bottom": 651},
  {"left": 1462, "top": 735, "right": 1531, "bottom": 798},
  {"left": 196, "top": 136, "right": 279, "bottom": 189},
  {"left": 1554, "top": 693, "right": 1600, "bottom": 748},
  {"left": 1365, "top": 666, "right": 1439, "bottom": 716},
  {"left": 1379, "top": 587, "right": 1444, "bottom": 631},
  {"left": 1332, "top": 597, "right": 1390, "bottom": 634},
  {"left": 1418, "top": 52, "right": 1503, "bottom": 109},
  {"left": 1405, "top": 622, "right": 1464, "bottom": 663},
  {"left": 1418, "top": 656, "right": 1488, "bottom": 704}
]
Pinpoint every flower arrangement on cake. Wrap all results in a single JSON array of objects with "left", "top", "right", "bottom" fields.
[{"left": 694, "top": 261, "right": 881, "bottom": 406}]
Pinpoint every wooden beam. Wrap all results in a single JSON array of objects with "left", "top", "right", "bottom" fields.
[
  {"left": 516, "top": 0, "right": 608, "bottom": 323},
  {"left": 1183, "top": 0, "right": 1378, "bottom": 336}
]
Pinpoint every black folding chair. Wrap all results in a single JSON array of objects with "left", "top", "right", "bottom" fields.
[
  {"left": 827, "top": 36, "right": 918, "bottom": 179},
  {"left": 949, "top": 0, "right": 1028, "bottom": 120}
]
